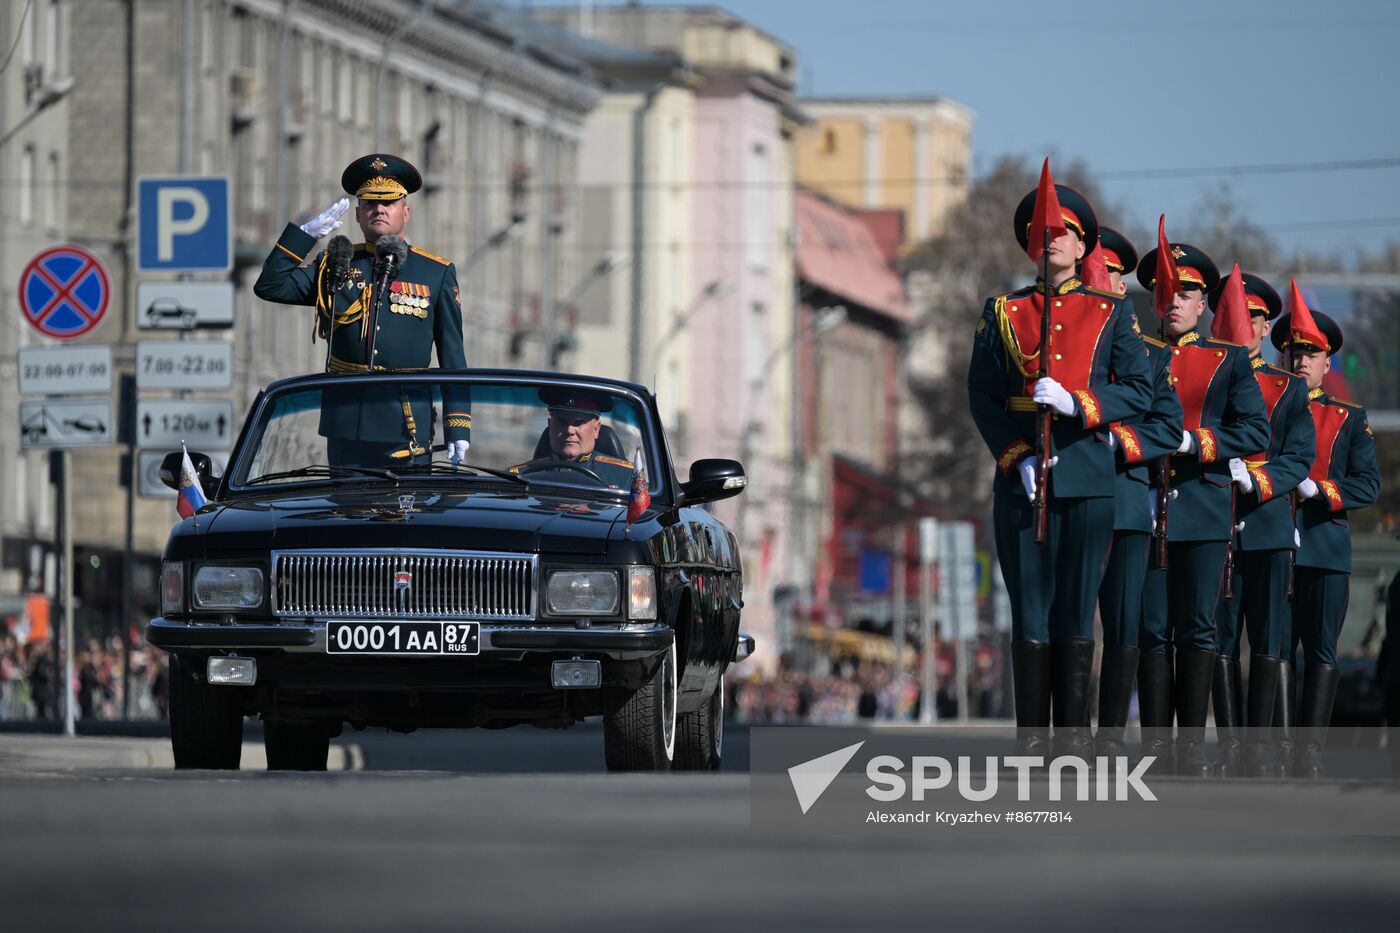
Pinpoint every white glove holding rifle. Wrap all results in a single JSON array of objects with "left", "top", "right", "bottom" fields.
[{"left": 1016, "top": 455, "right": 1059, "bottom": 500}]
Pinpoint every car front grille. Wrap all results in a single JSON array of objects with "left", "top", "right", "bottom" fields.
[{"left": 272, "top": 550, "right": 536, "bottom": 620}]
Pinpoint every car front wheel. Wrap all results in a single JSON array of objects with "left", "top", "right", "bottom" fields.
[
  {"left": 264, "top": 718, "right": 332, "bottom": 771},
  {"left": 169, "top": 654, "right": 243, "bottom": 770},
  {"left": 675, "top": 678, "right": 723, "bottom": 771},
  {"left": 603, "top": 642, "right": 677, "bottom": 772}
]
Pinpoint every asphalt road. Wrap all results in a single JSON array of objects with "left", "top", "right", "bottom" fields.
[{"left": 3, "top": 724, "right": 1400, "bottom": 932}]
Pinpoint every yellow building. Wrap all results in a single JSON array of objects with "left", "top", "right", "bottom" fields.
[{"left": 796, "top": 97, "right": 974, "bottom": 246}]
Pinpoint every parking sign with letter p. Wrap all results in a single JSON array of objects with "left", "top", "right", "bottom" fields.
[{"left": 137, "top": 176, "right": 232, "bottom": 273}]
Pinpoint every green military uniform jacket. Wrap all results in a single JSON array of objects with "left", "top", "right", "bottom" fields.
[
  {"left": 967, "top": 277, "right": 1153, "bottom": 498},
  {"left": 509, "top": 451, "right": 637, "bottom": 490},
  {"left": 253, "top": 224, "right": 472, "bottom": 451},
  {"left": 1108, "top": 335, "right": 1185, "bottom": 533},
  {"left": 1234, "top": 357, "right": 1315, "bottom": 552},
  {"left": 1160, "top": 329, "right": 1269, "bottom": 541},
  {"left": 1296, "top": 389, "right": 1380, "bottom": 572}
]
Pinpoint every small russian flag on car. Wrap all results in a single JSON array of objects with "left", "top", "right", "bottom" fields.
[
  {"left": 177, "top": 442, "right": 208, "bottom": 520},
  {"left": 626, "top": 448, "right": 650, "bottom": 524}
]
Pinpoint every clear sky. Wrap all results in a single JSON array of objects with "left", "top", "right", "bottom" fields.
[{"left": 571, "top": 0, "right": 1400, "bottom": 264}]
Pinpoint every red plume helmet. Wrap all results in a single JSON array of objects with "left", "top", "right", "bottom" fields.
[
  {"left": 1286, "top": 278, "right": 1330, "bottom": 352},
  {"left": 1153, "top": 215, "right": 1180, "bottom": 320}
]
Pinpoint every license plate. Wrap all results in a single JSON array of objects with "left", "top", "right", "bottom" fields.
[{"left": 325, "top": 621, "right": 480, "bottom": 656}]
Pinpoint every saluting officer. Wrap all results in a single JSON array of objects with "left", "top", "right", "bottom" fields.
[
  {"left": 967, "top": 170, "right": 1152, "bottom": 759},
  {"left": 254, "top": 153, "right": 472, "bottom": 466},
  {"left": 1272, "top": 291, "right": 1381, "bottom": 777},
  {"left": 1209, "top": 271, "right": 1315, "bottom": 777},
  {"left": 1135, "top": 241, "right": 1268, "bottom": 776},
  {"left": 1089, "top": 228, "right": 1184, "bottom": 761}
]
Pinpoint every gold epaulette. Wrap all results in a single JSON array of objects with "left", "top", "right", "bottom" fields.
[
  {"left": 1208, "top": 337, "right": 1246, "bottom": 349},
  {"left": 1334, "top": 397, "right": 1364, "bottom": 409},
  {"left": 1142, "top": 335, "right": 1167, "bottom": 349},
  {"left": 993, "top": 286, "right": 1036, "bottom": 303},
  {"left": 591, "top": 454, "right": 634, "bottom": 469},
  {"left": 411, "top": 246, "right": 452, "bottom": 266}
]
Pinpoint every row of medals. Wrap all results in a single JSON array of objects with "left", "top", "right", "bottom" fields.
[{"left": 390, "top": 291, "right": 429, "bottom": 314}]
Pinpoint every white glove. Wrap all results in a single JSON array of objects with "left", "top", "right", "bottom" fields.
[
  {"left": 1176, "top": 430, "right": 1196, "bottom": 455},
  {"left": 1297, "top": 478, "right": 1319, "bottom": 500},
  {"left": 1016, "top": 455, "right": 1058, "bottom": 500},
  {"left": 447, "top": 439, "right": 470, "bottom": 465},
  {"left": 1107, "top": 430, "right": 1118, "bottom": 450},
  {"left": 1032, "top": 377, "right": 1077, "bottom": 417},
  {"left": 1234, "top": 520, "right": 1246, "bottom": 534},
  {"left": 299, "top": 197, "right": 351, "bottom": 238},
  {"left": 1146, "top": 488, "right": 1179, "bottom": 527},
  {"left": 1228, "top": 458, "right": 1254, "bottom": 494},
  {"left": 1295, "top": 528, "right": 1301, "bottom": 548}
]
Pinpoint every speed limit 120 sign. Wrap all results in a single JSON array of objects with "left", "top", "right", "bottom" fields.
[{"left": 136, "top": 340, "right": 233, "bottom": 390}]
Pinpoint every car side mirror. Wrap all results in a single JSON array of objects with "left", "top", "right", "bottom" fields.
[
  {"left": 159, "top": 450, "right": 219, "bottom": 499},
  {"left": 681, "top": 459, "right": 746, "bottom": 505}
]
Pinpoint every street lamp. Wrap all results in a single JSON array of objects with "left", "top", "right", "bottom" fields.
[
  {"left": 651, "top": 278, "right": 733, "bottom": 372},
  {"left": 735, "top": 304, "right": 847, "bottom": 542}
]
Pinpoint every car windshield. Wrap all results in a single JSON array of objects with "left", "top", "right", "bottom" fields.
[{"left": 229, "top": 377, "right": 659, "bottom": 496}]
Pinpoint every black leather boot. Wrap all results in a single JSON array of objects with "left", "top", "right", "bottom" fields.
[
  {"left": 1295, "top": 663, "right": 1340, "bottom": 780},
  {"left": 1212, "top": 656, "right": 1244, "bottom": 777},
  {"left": 1137, "top": 650, "right": 1175, "bottom": 776},
  {"left": 1095, "top": 645, "right": 1139, "bottom": 763},
  {"left": 1273, "top": 657, "right": 1297, "bottom": 777},
  {"left": 1052, "top": 638, "right": 1095, "bottom": 761},
  {"left": 1174, "top": 649, "right": 1216, "bottom": 778},
  {"left": 1244, "top": 655, "right": 1280, "bottom": 778},
  {"left": 1012, "top": 641, "right": 1052, "bottom": 759}
]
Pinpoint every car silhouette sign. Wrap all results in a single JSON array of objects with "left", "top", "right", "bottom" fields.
[{"left": 136, "top": 282, "right": 234, "bottom": 330}]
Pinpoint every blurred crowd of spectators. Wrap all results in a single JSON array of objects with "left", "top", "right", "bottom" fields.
[
  {"left": 729, "top": 637, "right": 1008, "bottom": 724},
  {"left": 0, "top": 631, "right": 169, "bottom": 722}
]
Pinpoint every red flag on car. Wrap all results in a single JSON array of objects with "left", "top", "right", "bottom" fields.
[
  {"left": 626, "top": 449, "right": 650, "bottom": 524},
  {"left": 1211, "top": 262, "right": 1254, "bottom": 345}
]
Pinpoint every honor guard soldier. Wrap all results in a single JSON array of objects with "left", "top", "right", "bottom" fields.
[
  {"left": 1208, "top": 269, "right": 1315, "bottom": 777},
  {"left": 1135, "top": 236, "right": 1268, "bottom": 776},
  {"left": 1086, "top": 228, "right": 1184, "bottom": 760},
  {"left": 1272, "top": 288, "right": 1380, "bottom": 777},
  {"left": 254, "top": 153, "right": 472, "bottom": 467},
  {"left": 967, "top": 164, "right": 1152, "bottom": 759},
  {"left": 509, "top": 390, "right": 638, "bottom": 489}
]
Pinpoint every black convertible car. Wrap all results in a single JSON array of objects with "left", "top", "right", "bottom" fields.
[{"left": 148, "top": 370, "right": 754, "bottom": 772}]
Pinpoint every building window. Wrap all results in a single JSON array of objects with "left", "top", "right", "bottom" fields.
[
  {"left": 45, "top": 151, "right": 59, "bottom": 230},
  {"left": 19, "top": 146, "right": 35, "bottom": 224},
  {"left": 745, "top": 301, "right": 768, "bottom": 390},
  {"left": 746, "top": 142, "right": 769, "bottom": 269},
  {"left": 20, "top": 2, "right": 35, "bottom": 67},
  {"left": 44, "top": 0, "right": 61, "bottom": 80},
  {"left": 822, "top": 128, "right": 836, "bottom": 154}
]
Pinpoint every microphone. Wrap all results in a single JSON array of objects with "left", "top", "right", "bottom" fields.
[
  {"left": 326, "top": 235, "right": 353, "bottom": 285},
  {"left": 374, "top": 234, "right": 409, "bottom": 292}
]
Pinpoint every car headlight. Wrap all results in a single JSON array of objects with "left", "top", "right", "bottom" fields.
[
  {"left": 628, "top": 566, "right": 656, "bottom": 620},
  {"left": 545, "top": 570, "right": 620, "bottom": 616},
  {"left": 161, "top": 562, "right": 184, "bottom": 614},
  {"left": 192, "top": 565, "right": 264, "bottom": 610}
]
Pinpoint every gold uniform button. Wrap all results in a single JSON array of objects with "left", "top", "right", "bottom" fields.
[
  {"left": 1009, "top": 305, "right": 1018, "bottom": 312},
  {"left": 1216, "top": 351, "right": 1224, "bottom": 357},
  {"left": 1172, "top": 348, "right": 1181, "bottom": 356},
  {"left": 1053, "top": 354, "right": 1062, "bottom": 361},
  {"left": 1054, "top": 300, "right": 1063, "bottom": 308},
  {"left": 1054, "top": 323, "right": 1063, "bottom": 331},
  {"left": 1277, "top": 380, "right": 1285, "bottom": 387},
  {"left": 1100, "top": 303, "right": 1108, "bottom": 310},
  {"left": 1170, "top": 469, "right": 1177, "bottom": 478}
]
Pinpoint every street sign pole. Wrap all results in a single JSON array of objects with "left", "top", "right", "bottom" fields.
[
  {"left": 120, "top": 375, "right": 136, "bottom": 719},
  {"left": 60, "top": 449, "right": 75, "bottom": 737},
  {"left": 891, "top": 522, "right": 905, "bottom": 722},
  {"left": 919, "top": 518, "right": 938, "bottom": 725}
]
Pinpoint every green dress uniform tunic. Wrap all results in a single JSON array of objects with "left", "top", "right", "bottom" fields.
[{"left": 253, "top": 224, "right": 473, "bottom": 463}]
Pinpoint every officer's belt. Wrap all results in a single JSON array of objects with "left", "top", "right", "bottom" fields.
[
  {"left": 327, "top": 355, "right": 387, "bottom": 374},
  {"left": 1004, "top": 396, "right": 1066, "bottom": 418}
]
